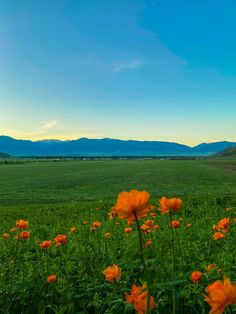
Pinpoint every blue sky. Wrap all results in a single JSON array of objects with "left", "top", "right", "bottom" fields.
[{"left": 1, "top": 0, "right": 236, "bottom": 146}]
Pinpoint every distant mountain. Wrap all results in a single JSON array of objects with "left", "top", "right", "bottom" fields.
[
  {"left": 192, "top": 141, "right": 236, "bottom": 155},
  {"left": 0, "top": 136, "right": 235, "bottom": 157}
]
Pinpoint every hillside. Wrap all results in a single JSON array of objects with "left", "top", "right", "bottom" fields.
[
  {"left": 0, "top": 135, "right": 236, "bottom": 157},
  {"left": 215, "top": 147, "right": 236, "bottom": 158},
  {"left": 0, "top": 152, "right": 10, "bottom": 158}
]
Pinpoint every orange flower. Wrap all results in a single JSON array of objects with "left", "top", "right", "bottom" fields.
[
  {"left": 226, "top": 207, "right": 231, "bottom": 211},
  {"left": 145, "top": 239, "right": 152, "bottom": 247},
  {"left": 10, "top": 227, "right": 17, "bottom": 232},
  {"left": 191, "top": 271, "right": 203, "bottom": 283},
  {"left": 2, "top": 233, "right": 10, "bottom": 238},
  {"left": 213, "top": 232, "right": 225, "bottom": 240},
  {"left": 112, "top": 189, "right": 150, "bottom": 222},
  {"left": 150, "top": 212, "right": 156, "bottom": 217},
  {"left": 16, "top": 219, "right": 28, "bottom": 229},
  {"left": 83, "top": 221, "right": 88, "bottom": 225},
  {"left": 141, "top": 224, "right": 151, "bottom": 234},
  {"left": 152, "top": 224, "right": 159, "bottom": 230},
  {"left": 40, "top": 240, "right": 52, "bottom": 249},
  {"left": 70, "top": 226, "right": 76, "bottom": 232},
  {"left": 92, "top": 221, "right": 102, "bottom": 228},
  {"left": 206, "top": 263, "right": 216, "bottom": 272},
  {"left": 108, "top": 210, "right": 116, "bottom": 219},
  {"left": 186, "top": 223, "right": 192, "bottom": 227},
  {"left": 124, "top": 227, "right": 132, "bottom": 234},
  {"left": 103, "top": 264, "right": 121, "bottom": 282},
  {"left": 204, "top": 277, "right": 236, "bottom": 314},
  {"left": 159, "top": 196, "right": 182, "bottom": 214},
  {"left": 47, "top": 275, "right": 57, "bottom": 283},
  {"left": 126, "top": 284, "right": 155, "bottom": 314},
  {"left": 234, "top": 218, "right": 236, "bottom": 223},
  {"left": 214, "top": 218, "right": 230, "bottom": 233},
  {"left": 104, "top": 232, "right": 111, "bottom": 238},
  {"left": 171, "top": 220, "right": 180, "bottom": 228},
  {"left": 19, "top": 231, "right": 30, "bottom": 239},
  {"left": 54, "top": 234, "right": 67, "bottom": 245}
]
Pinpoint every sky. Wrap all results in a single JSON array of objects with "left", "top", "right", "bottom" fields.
[{"left": 1, "top": 0, "right": 236, "bottom": 146}]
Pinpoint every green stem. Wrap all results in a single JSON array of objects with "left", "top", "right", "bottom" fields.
[
  {"left": 134, "top": 212, "right": 151, "bottom": 314},
  {"left": 168, "top": 211, "right": 176, "bottom": 314},
  {"left": 174, "top": 228, "right": 184, "bottom": 264}
]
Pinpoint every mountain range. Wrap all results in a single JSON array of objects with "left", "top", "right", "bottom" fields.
[{"left": 0, "top": 136, "right": 236, "bottom": 157}]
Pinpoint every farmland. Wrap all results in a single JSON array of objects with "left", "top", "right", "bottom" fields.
[{"left": 0, "top": 159, "right": 236, "bottom": 313}]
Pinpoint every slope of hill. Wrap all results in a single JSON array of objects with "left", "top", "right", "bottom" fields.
[
  {"left": 215, "top": 147, "right": 236, "bottom": 158},
  {"left": 0, "top": 152, "right": 10, "bottom": 158},
  {"left": 0, "top": 136, "right": 236, "bottom": 157}
]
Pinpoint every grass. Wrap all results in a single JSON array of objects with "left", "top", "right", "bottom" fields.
[{"left": 0, "top": 159, "right": 236, "bottom": 314}]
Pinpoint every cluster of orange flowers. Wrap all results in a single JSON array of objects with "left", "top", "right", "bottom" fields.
[
  {"left": 141, "top": 220, "right": 159, "bottom": 234},
  {"left": 213, "top": 217, "right": 230, "bottom": 240}
]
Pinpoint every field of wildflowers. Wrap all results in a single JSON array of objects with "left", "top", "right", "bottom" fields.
[{"left": 0, "top": 159, "right": 236, "bottom": 313}]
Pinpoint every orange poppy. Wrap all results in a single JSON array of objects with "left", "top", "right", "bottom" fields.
[
  {"left": 159, "top": 196, "right": 182, "bottom": 214},
  {"left": 54, "top": 234, "right": 67, "bottom": 245},
  {"left": 141, "top": 224, "right": 151, "bottom": 234},
  {"left": 152, "top": 224, "right": 159, "bottom": 230},
  {"left": 186, "top": 223, "right": 192, "bottom": 227},
  {"left": 191, "top": 271, "right": 203, "bottom": 283},
  {"left": 171, "top": 220, "right": 180, "bottom": 228},
  {"left": 47, "top": 275, "right": 57, "bottom": 283},
  {"left": 40, "top": 240, "right": 52, "bottom": 249},
  {"left": 213, "top": 232, "right": 225, "bottom": 240},
  {"left": 214, "top": 218, "right": 230, "bottom": 233},
  {"left": 104, "top": 232, "right": 111, "bottom": 238},
  {"left": 124, "top": 227, "right": 132, "bottom": 234},
  {"left": 112, "top": 189, "right": 150, "bottom": 222},
  {"left": 70, "top": 226, "right": 76, "bottom": 232},
  {"left": 2, "top": 233, "right": 9, "bottom": 239},
  {"left": 92, "top": 221, "right": 102, "bottom": 228},
  {"left": 226, "top": 207, "right": 231, "bottom": 211},
  {"left": 103, "top": 264, "right": 121, "bottom": 282},
  {"left": 204, "top": 277, "right": 236, "bottom": 314},
  {"left": 206, "top": 263, "right": 216, "bottom": 272},
  {"left": 150, "top": 212, "right": 156, "bottom": 217},
  {"left": 83, "top": 221, "right": 88, "bottom": 225},
  {"left": 145, "top": 239, "right": 152, "bottom": 247},
  {"left": 19, "top": 231, "right": 30, "bottom": 239},
  {"left": 16, "top": 219, "right": 28, "bottom": 229},
  {"left": 126, "top": 284, "right": 155, "bottom": 314}
]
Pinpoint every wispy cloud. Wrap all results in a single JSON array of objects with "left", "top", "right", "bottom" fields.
[
  {"left": 109, "top": 59, "right": 145, "bottom": 73},
  {"left": 32, "top": 120, "right": 59, "bottom": 135},
  {"left": 40, "top": 120, "right": 58, "bottom": 130}
]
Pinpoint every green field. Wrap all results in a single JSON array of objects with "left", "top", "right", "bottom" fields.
[{"left": 0, "top": 159, "right": 236, "bottom": 313}]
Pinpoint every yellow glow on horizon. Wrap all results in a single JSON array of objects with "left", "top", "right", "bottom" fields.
[{"left": 1, "top": 130, "right": 236, "bottom": 147}]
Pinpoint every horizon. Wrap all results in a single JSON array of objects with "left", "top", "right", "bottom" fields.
[
  {"left": 1, "top": 134, "right": 236, "bottom": 148},
  {"left": 1, "top": 1, "right": 236, "bottom": 145}
]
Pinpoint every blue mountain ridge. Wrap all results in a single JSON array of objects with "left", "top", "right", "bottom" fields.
[{"left": 0, "top": 136, "right": 236, "bottom": 156}]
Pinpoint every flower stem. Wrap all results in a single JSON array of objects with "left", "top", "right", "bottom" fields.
[
  {"left": 134, "top": 212, "right": 151, "bottom": 314},
  {"left": 169, "top": 211, "right": 176, "bottom": 314}
]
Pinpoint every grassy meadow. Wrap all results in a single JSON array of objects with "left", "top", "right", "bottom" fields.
[{"left": 0, "top": 158, "right": 236, "bottom": 313}]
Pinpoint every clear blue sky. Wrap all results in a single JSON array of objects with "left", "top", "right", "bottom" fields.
[{"left": 1, "top": 0, "right": 236, "bottom": 146}]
